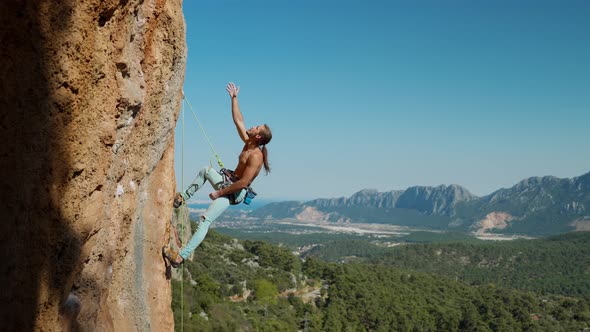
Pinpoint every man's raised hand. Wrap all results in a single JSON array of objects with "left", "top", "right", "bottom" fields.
[{"left": 226, "top": 82, "right": 240, "bottom": 98}]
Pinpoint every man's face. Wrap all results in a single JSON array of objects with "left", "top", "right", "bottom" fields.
[{"left": 247, "top": 125, "right": 262, "bottom": 136}]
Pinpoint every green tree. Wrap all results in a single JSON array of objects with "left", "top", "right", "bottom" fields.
[{"left": 252, "top": 279, "right": 278, "bottom": 305}]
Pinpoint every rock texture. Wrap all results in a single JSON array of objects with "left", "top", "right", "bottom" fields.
[
  {"left": 1, "top": 0, "right": 185, "bottom": 331},
  {"left": 472, "top": 212, "right": 514, "bottom": 235}
]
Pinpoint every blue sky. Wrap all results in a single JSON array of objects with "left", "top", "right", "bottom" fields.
[{"left": 175, "top": 0, "right": 590, "bottom": 201}]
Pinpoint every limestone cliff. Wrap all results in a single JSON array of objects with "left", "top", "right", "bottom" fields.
[
  {"left": 308, "top": 185, "right": 476, "bottom": 215},
  {"left": 0, "top": 0, "right": 185, "bottom": 331}
]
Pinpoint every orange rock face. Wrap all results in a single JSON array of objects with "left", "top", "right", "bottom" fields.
[{"left": 0, "top": 0, "right": 185, "bottom": 330}]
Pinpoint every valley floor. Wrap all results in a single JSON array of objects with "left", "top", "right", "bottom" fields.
[{"left": 213, "top": 218, "right": 534, "bottom": 242}]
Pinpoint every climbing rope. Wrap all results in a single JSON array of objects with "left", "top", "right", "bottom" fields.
[
  {"left": 180, "top": 95, "right": 185, "bottom": 332},
  {"left": 182, "top": 93, "right": 225, "bottom": 169},
  {"left": 177, "top": 204, "right": 189, "bottom": 332},
  {"left": 175, "top": 92, "right": 226, "bottom": 332}
]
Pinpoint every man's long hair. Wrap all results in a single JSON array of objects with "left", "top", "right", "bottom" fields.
[{"left": 259, "top": 124, "right": 272, "bottom": 174}]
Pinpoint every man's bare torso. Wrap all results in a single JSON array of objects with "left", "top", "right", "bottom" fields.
[{"left": 234, "top": 145, "right": 263, "bottom": 184}]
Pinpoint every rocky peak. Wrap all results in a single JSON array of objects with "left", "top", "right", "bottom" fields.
[
  {"left": 447, "top": 184, "right": 478, "bottom": 201},
  {"left": 574, "top": 171, "right": 590, "bottom": 191},
  {"left": 513, "top": 175, "right": 562, "bottom": 190},
  {"left": 310, "top": 185, "right": 474, "bottom": 215},
  {"left": 396, "top": 184, "right": 476, "bottom": 215}
]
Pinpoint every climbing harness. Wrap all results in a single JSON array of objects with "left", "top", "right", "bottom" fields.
[{"left": 218, "top": 168, "right": 258, "bottom": 205}]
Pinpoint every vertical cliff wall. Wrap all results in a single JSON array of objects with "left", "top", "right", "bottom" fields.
[{"left": 0, "top": 0, "right": 185, "bottom": 330}]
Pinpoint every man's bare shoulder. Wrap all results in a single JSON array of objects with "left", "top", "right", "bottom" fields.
[{"left": 247, "top": 148, "right": 263, "bottom": 165}]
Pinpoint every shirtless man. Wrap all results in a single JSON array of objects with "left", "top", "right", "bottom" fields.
[{"left": 163, "top": 82, "right": 272, "bottom": 267}]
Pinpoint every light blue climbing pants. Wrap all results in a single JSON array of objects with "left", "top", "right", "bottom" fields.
[{"left": 179, "top": 167, "right": 245, "bottom": 259}]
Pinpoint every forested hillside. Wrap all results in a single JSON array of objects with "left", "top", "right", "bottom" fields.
[
  {"left": 304, "top": 232, "right": 590, "bottom": 299},
  {"left": 305, "top": 259, "right": 590, "bottom": 331},
  {"left": 171, "top": 228, "right": 590, "bottom": 331}
]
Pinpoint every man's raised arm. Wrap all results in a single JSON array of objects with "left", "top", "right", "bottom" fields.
[{"left": 226, "top": 82, "right": 248, "bottom": 143}]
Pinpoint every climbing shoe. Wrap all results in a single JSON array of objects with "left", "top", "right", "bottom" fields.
[
  {"left": 173, "top": 193, "right": 184, "bottom": 208},
  {"left": 162, "top": 246, "right": 183, "bottom": 268}
]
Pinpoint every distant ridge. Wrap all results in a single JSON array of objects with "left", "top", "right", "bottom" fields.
[
  {"left": 306, "top": 184, "right": 477, "bottom": 215},
  {"left": 252, "top": 171, "right": 590, "bottom": 236}
]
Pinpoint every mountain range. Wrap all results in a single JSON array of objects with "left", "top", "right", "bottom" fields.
[{"left": 250, "top": 171, "right": 590, "bottom": 236}]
